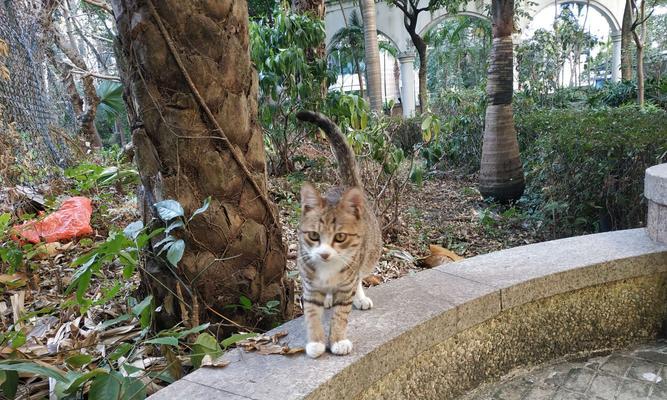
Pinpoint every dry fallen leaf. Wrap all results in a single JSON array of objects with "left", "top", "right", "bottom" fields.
[
  {"left": 236, "top": 331, "right": 303, "bottom": 355},
  {"left": 419, "top": 244, "right": 464, "bottom": 268},
  {"left": 0, "top": 273, "right": 27, "bottom": 288},
  {"left": 363, "top": 275, "right": 382, "bottom": 286},
  {"left": 200, "top": 354, "right": 230, "bottom": 368}
]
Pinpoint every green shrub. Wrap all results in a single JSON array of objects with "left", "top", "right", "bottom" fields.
[
  {"left": 429, "top": 88, "right": 486, "bottom": 171},
  {"left": 389, "top": 117, "right": 422, "bottom": 154},
  {"left": 518, "top": 105, "right": 667, "bottom": 236}
]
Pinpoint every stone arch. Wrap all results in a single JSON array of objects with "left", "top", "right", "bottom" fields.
[
  {"left": 529, "top": 0, "right": 621, "bottom": 33},
  {"left": 377, "top": 29, "right": 401, "bottom": 53},
  {"left": 417, "top": 10, "right": 491, "bottom": 38}
]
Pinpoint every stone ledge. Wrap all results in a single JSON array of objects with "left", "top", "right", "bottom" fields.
[
  {"left": 148, "top": 228, "right": 667, "bottom": 400},
  {"left": 646, "top": 164, "right": 667, "bottom": 205}
]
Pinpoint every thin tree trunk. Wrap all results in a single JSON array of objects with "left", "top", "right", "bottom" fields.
[
  {"left": 361, "top": 0, "right": 382, "bottom": 111},
  {"left": 293, "top": 0, "right": 326, "bottom": 97},
  {"left": 479, "top": 0, "right": 525, "bottom": 201},
  {"left": 417, "top": 45, "right": 428, "bottom": 111},
  {"left": 111, "top": 0, "right": 293, "bottom": 330},
  {"left": 621, "top": 0, "right": 634, "bottom": 80},
  {"left": 632, "top": 0, "right": 647, "bottom": 106}
]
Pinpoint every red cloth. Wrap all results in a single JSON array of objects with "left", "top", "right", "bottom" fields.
[{"left": 12, "top": 197, "right": 93, "bottom": 243}]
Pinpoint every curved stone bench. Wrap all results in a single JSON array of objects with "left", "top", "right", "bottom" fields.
[{"left": 149, "top": 228, "right": 667, "bottom": 400}]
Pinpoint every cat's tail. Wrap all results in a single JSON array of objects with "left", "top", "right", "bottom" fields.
[{"left": 296, "top": 111, "right": 362, "bottom": 188}]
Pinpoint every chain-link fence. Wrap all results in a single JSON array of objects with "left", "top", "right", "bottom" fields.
[{"left": 0, "top": 0, "right": 75, "bottom": 179}]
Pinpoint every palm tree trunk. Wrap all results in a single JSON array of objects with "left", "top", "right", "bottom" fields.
[
  {"left": 360, "top": 0, "right": 382, "bottom": 111},
  {"left": 111, "top": 0, "right": 293, "bottom": 331},
  {"left": 479, "top": 0, "right": 525, "bottom": 202}
]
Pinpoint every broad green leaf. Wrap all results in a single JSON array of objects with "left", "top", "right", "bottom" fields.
[
  {"left": 76, "top": 267, "right": 93, "bottom": 303},
  {"left": 109, "top": 343, "right": 133, "bottom": 361},
  {"left": 123, "top": 221, "right": 144, "bottom": 240},
  {"left": 166, "top": 240, "right": 185, "bottom": 266},
  {"left": 89, "top": 371, "right": 146, "bottom": 400},
  {"left": 154, "top": 200, "right": 184, "bottom": 221},
  {"left": 0, "top": 361, "right": 66, "bottom": 382},
  {"left": 176, "top": 322, "right": 210, "bottom": 339},
  {"left": 0, "top": 213, "right": 11, "bottom": 233},
  {"left": 239, "top": 296, "right": 252, "bottom": 310},
  {"left": 132, "top": 296, "right": 153, "bottom": 329},
  {"left": 57, "top": 369, "right": 108, "bottom": 395},
  {"left": 65, "top": 354, "right": 93, "bottom": 368},
  {"left": 145, "top": 336, "right": 178, "bottom": 347},
  {"left": 421, "top": 115, "right": 432, "bottom": 131},
  {"left": 97, "top": 314, "right": 132, "bottom": 331},
  {"left": 190, "top": 333, "right": 222, "bottom": 369},
  {"left": 188, "top": 197, "right": 211, "bottom": 222},
  {"left": 0, "top": 370, "right": 17, "bottom": 399}
]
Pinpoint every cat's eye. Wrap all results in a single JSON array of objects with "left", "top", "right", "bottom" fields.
[
  {"left": 334, "top": 233, "right": 347, "bottom": 242},
  {"left": 307, "top": 231, "right": 320, "bottom": 241}
]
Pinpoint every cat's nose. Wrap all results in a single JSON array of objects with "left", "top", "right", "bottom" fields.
[{"left": 319, "top": 251, "right": 331, "bottom": 260}]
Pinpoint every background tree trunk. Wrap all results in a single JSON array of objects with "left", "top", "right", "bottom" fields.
[
  {"left": 361, "top": 0, "right": 382, "bottom": 111},
  {"left": 633, "top": 0, "right": 646, "bottom": 106},
  {"left": 293, "top": 0, "right": 327, "bottom": 97},
  {"left": 416, "top": 40, "right": 428, "bottom": 111},
  {"left": 621, "top": 0, "right": 633, "bottom": 81},
  {"left": 479, "top": 0, "right": 525, "bottom": 202},
  {"left": 112, "top": 0, "right": 293, "bottom": 331}
]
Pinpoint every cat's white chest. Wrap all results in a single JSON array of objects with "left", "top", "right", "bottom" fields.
[{"left": 312, "top": 259, "right": 346, "bottom": 289}]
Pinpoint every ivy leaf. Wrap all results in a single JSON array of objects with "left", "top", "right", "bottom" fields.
[
  {"left": 166, "top": 240, "right": 185, "bottom": 266},
  {"left": 123, "top": 221, "right": 144, "bottom": 240},
  {"left": 188, "top": 197, "right": 211, "bottom": 222},
  {"left": 165, "top": 220, "right": 184, "bottom": 234},
  {"left": 154, "top": 200, "right": 184, "bottom": 221}
]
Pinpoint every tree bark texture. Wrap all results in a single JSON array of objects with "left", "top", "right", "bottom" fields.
[
  {"left": 416, "top": 39, "right": 428, "bottom": 112},
  {"left": 479, "top": 0, "right": 525, "bottom": 202},
  {"left": 361, "top": 0, "right": 382, "bottom": 111},
  {"left": 111, "top": 0, "right": 293, "bottom": 330},
  {"left": 621, "top": 0, "right": 634, "bottom": 81}
]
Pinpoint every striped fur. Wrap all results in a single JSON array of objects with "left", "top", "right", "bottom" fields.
[{"left": 296, "top": 111, "right": 383, "bottom": 358}]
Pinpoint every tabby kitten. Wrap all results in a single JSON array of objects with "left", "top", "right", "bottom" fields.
[{"left": 296, "top": 111, "right": 382, "bottom": 359}]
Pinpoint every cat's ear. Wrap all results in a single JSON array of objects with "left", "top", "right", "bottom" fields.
[
  {"left": 301, "top": 183, "right": 322, "bottom": 213},
  {"left": 341, "top": 187, "right": 364, "bottom": 219}
]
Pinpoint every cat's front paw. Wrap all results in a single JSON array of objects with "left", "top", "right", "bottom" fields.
[
  {"left": 330, "top": 339, "right": 353, "bottom": 355},
  {"left": 306, "top": 342, "right": 326, "bottom": 358},
  {"left": 353, "top": 295, "right": 373, "bottom": 310}
]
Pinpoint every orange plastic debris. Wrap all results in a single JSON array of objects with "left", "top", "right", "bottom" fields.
[{"left": 12, "top": 197, "right": 93, "bottom": 243}]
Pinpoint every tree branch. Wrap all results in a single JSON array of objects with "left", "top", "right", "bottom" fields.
[{"left": 82, "top": 0, "right": 112, "bottom": 13}]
